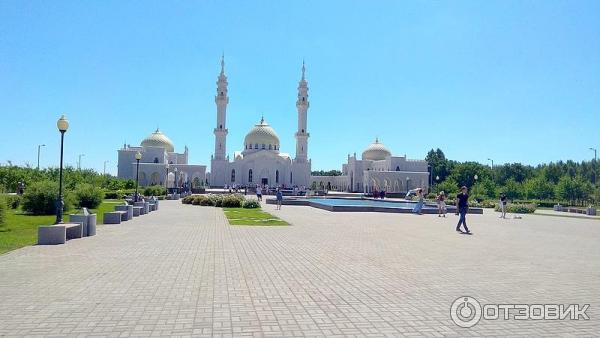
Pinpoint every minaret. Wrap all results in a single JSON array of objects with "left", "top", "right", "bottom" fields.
[
  {"left": 295, "top": 61, "right": 309, "bottom": 162},
  {"left": 214, "top": 54, "right": 229, "bottom": 160}
]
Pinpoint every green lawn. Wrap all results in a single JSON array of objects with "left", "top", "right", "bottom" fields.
[
  {"left": 223, "top": 208, "right": 289, "bottom": 226},
  {"left": 0, "top": 200, "right": 124, "bottom": 255}
]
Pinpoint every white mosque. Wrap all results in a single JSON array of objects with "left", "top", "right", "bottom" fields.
[
  {"left": 116, "top": 130, "right": 206, "bottom": 190},
  {"left": 208, "top": 57, "right": 311, "bottom": 188},
  {"left": 117, "top": 56, "right": 430, "bottom": 194},
  {"left": 310, "top": 138, "right": 430, "bottom": 194}
]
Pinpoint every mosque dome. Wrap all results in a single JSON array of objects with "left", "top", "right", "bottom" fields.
[
  {"left": 141, "top": 129, "right": 175, "bottom": 152},
  {"left": 244, "top": 117, "right": 280, "bottom": 151},
  {"left": 362, "top": 138, "right": 392, "bottom": 161}
]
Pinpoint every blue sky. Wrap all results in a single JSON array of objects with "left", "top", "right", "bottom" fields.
[{"left": 1, "top": 0, "right": 599, "bottom": 174}]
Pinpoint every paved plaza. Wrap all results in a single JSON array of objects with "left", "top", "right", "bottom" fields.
[{"left": 0, "top": 200, "right": 599, "bottom": 337}]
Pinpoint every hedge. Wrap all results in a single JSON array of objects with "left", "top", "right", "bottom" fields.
[
  {"left": 495, "top": 203, "right": 537, "bottom": 214},
  {"left": 22, "top": 181, "right": 73, "bottom": 215}
]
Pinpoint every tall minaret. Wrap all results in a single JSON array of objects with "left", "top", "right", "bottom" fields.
[
  {"left": 213, "top": 54, "right": 229, "bottom": 160},
  {"left": 295, "top": 61, "right": 310, "bottom": 162}
]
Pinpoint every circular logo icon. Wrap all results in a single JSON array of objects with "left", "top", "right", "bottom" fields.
[{"left": 450, "top": 296, "right": 482, "bottom": 328}]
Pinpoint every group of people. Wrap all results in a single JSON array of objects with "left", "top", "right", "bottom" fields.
[
  {"left": 254, "top": 185, "right": 285, "bottom": 210},
  {"left": 410, "top": 186, "right": 471, "bottom": 234},
  {"left": 410, "top": 187, "right": 511, "bottom": 235}
]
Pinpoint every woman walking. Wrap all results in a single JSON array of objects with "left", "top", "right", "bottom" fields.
[{"left": 412, "top": 188, "right": 424, "bottom": 215}]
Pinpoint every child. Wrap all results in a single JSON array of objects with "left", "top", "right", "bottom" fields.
[{"left": 437, "top": 191, "right": 447, "bottom": 217}]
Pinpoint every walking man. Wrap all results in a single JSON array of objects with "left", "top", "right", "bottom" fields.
[
  {"left": 276, "top": 188, "right": 283, "bottom": 210},
  {"left": 455, "top": 186, "right": 471, "bottom": 234}
]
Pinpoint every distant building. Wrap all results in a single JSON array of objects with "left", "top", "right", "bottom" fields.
[
  {"left": 310, "top": 138, "right": 430, "bottom": 193},
  {"left": 117, "top": 129, "right": 206, "bottom": 189}
]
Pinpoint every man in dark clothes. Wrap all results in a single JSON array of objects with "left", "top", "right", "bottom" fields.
[{"left": 455, "top": 186, "right": 471, "bottom": 234}]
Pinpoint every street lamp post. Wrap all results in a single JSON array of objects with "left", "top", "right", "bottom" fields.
[
  {"left": 165, "top": 164, "right": 170, "bottom": 195},
  {"left": 37, "top": 144, "right": 45, "bottom": 170},
  {"left": 590, "top": 148, "right": 597, "bottom": 185},
  {"left": 474, "top": 174, "right": 478, "bottom": 186},
  {"left": 77, "top": 154, "right": 85, "bottom": 170},
  {"left": 174, "top": 167, "right": 179, "bottom": 194},
  {"left": 134, "top": 152, "right": 142, "bottom": 202},
  {"left": 55, "top": 115, "right": 69, "bottom": 224},
  {"left": 487, "top": 158, "right": 494, "bottom": 181}
]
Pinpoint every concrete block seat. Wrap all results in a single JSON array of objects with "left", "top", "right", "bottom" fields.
[
  {"left": 132, "top": 206, "right": 143, "bottom": 217},
  {"left": 104, "top": 211, "right": 126, "bottom": 224},
  {"left": 114, "top": 204, "right": 133, "bottom": 220},
  {"left": 68, "top": 207, "right": 97, "bottom": 237},
  {"left": 38, "top": 223, "right": 83, "bottom": 245},
  {"left": 134, "top": 202, "right": 147, "bottom": 215}
]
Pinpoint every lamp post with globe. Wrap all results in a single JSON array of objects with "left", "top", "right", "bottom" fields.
[
  {"left": 55, "top": 115, "right": 69, "bottom": 224},
  {"left": 134, "top": 151, "right": 142, "bottom": 202}
]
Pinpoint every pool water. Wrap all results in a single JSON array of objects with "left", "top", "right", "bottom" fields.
[{"left": 307, "top": 198, "right": 436, "bottom": 210}]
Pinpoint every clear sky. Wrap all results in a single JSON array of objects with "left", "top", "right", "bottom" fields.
[{"left": 1, "top": 0, "right": 599, "bottom": 174}]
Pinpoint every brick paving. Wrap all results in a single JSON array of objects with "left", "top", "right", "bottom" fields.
[{"left": 0, "top": 200, "right": 599, "bottom": 337}]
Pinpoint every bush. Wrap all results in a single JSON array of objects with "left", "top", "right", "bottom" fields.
[
  {"left": 242, "top": 200, "right": 260, "bottom": 209},
  {"left": 74, "top": 184, "right": 104, "bottom": 209},
  {"left": 181, "top": 195, "right": 195, "bottom": 204},
  {"left": 199, "top": 195, "right": 214, "bottom": 206},
  {"left": 0, "top": 195, "right": 6, "bottom": 226},
  {"left": 5, "top": 194, "right": 22, "bottom": 209},
  {"left": 22, "top": 181, "right": 72, "bottom": 215},
  {"left": 222, "top": 194, "right": 244, "bottom": 208},
  {"left": 143, "top": 185, "right": 166, "bottom": 197},
  {"left": 104, "top": 191, "right": 119, "bottom": 199},
  {"left": 495, "top": 203, "right": 537, "bottom": 214},
  {"left": 470, "top": 200, "right": 497, "bottom": 208}
]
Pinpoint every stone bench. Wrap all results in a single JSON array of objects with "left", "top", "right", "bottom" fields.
[
  {"left": 38, "top": 223, "right": 83, "bottom": 245},
  {"left": 104, "top": 211, "right": 126, "bottom": 224},
  {"left": 134, "top": 202, "right": 148, "bottom": 215},
  {"left": 114, "top": 205, "right": 133, "bottom": 220},
  {"left": 68, "top": 208, "right": 97, "bottom": 237},
  {"left": 132, "top": 206, "right": 143, "bottom": 217}
]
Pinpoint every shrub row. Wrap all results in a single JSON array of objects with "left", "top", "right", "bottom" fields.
[
  {"left": 182, "top": 194, "right": 260, "bottom": 208},
  {"left": 19, "top": 181, "right": 106, "bottom": 215},
  {"left": 495, "top": 203, "right": 537, "bottom": 214},
  {"left": 0, "top": 195, "right": 6, "bottom": 226},
  {"left": 143, "top": 185, "right": 166, "bottom": 197}
]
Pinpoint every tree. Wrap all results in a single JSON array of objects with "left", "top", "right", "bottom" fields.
[
  {"left": 433, "top": 178, "right": 459, "bottom": 195},
  {"left": 523, "top": 176, "right": 555, "bottom": 200},
  {"left": 311, "top": 170, "right": 342, "bottom": 176},
  {"left": 555, "top": 176, "right": 593, "bottom": 205},
  {"left": 502, "top": 179, "right": 523, "bottom": 200},
  {"left": 426, "top": 148, "right": 451, "bottom": 182},
  {"left": 448, "top": 162, "right": 491, "bottom": 188}
]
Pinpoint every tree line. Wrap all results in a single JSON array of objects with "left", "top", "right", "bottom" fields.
[{"left": 426, "top": 148, "right": 598, "bottom": 205}]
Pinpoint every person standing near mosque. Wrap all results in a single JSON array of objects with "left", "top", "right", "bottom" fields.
[
  {"left": 276, "top": 188, "right": 283, "bottom": 210},
  {"left": 256, "top": 185, "right": 262, "bottom": 201},
  {"left": 455, "top": 186, "right": 471, "bottom": 234}
]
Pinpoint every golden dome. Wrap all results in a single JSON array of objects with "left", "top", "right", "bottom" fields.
[
  {"left": 362, "top": 138, "right": 391, "bottom": 161},
  {"left": 244, "top": 117, "right": 280, "bottom": 150},
  {"left": 141, "top": 129, "right": 175, "bottom": 152}
]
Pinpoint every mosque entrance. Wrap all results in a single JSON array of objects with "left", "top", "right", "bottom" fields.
[{"left": 261, "top": 178, "right": 268, "bottom": 186}]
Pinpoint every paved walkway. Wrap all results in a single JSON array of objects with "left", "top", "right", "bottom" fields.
[{"left": 0, "top": 200, "right": 598, "bottom": 337}]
